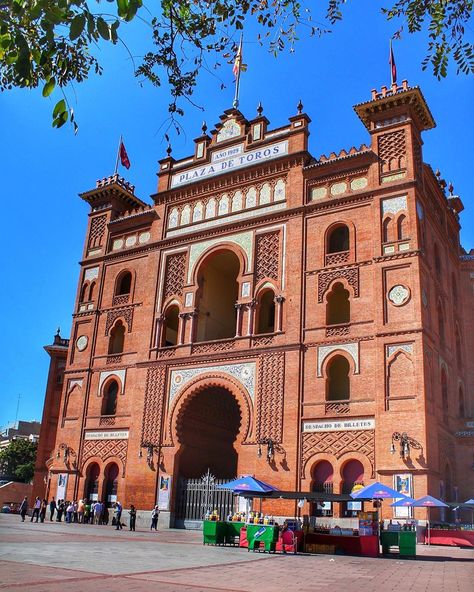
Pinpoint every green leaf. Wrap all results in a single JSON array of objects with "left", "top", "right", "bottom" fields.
[
  {"left": 70, "top": 14, "right": 86, "bottom": 40},
  {"left": 53, "top": 99, "right": 66, "bottom": 118},
  {"left": 42, "top": 77, "right": 56, "bottom": 97},
  {"left": 97, "top": 17, "right": 110, "bottom": 40},
  {"left": 117, "top": 0, "right": 129, "bottom": 18}
]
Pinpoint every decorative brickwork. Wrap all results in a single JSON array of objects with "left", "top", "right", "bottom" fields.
[
  {"left": 82, "top": 439, "right": 128, "bottom": 476},
  {"left": 325, "top": 402, "right": 350, "bottom": 415},
  {"left": 325, "top": 251, "right": 349, "bottom": 267},
  {"left": 141, "top": 366, "right": 167, "bottom": 447},
  {"left": 318, "top": 267, "right": 359, "bottom": 302},
  {"left": 302, "top": 430, "right": 375, "bottom": 478},
  {"left": 191, "top": 340, "right": 236, "bottom": 354},
  {"left": 326, "top": 325, "right": 350, "bottom": 338},
  {"left": 255, "top": 352, "right": 285, "bottom": 443},
  {"left": 105, "top": 307, "right": 134, "bottom": 335},
  {"left": 113, "top": 294, "right": 130, "bottom": 307},
  {"left": 378, "top": 130, "right": 406, "bottom": 173},
  {"left": 163, "top": 252, "right": 187, "bottom": 300},
  {"left": 255, "top": 231, "right": 280, "bottom": 283},
  {"left": 88, "top": 215, "right": 107, "bottom": 248}
]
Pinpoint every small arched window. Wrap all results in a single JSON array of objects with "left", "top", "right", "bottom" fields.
[
  {"left": 327, "top": 225, "right": 349, "bottom": 254},
  {"left": 459, "top": 386, "right": 465, "bottom": 418},
  {"left": 437, "top": 302, "right": 445, "bottom": 344},
  {"left": 108, "top": 320, "right": 125, "bottom": 354},
  {"left": 397, "top": 214, "right": 409, "bottom": 240},
  {"left": 256, "top": 289, "right": 276, "bottom": 335},
  {"left": 382, "top": 217, "right": 393, "bottom": 243},
  {"left": 326, "top": 355, "right": 350, "bottom": 401},
  {"left": 116, "top": 271, "right": 132, "bottom": 296},
  {"left": 163, "top": 305, "right": 179, "bottom": 347},
  {"left": 326, "top": 282, "right": 350, "bottom": 325},
  {"left": 80, "top": 283, "right": 89, "bottom": 303},
  {"left": 434, "top": 243, "right": 442, "bottom": 274},
  {"left": 441, "top": 368, "right": 448, "bottom": 420},
  {"left": 88, "top": 281, "right": 96, "bottom": 302},
  {"left": 102, "top": 380, "right": 118, "bottom": 416}
]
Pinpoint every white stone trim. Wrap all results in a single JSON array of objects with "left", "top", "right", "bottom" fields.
[
  {"left": 317, "top": 342, "right": 359, "bottom": 377},
  {"left": 99, "top": 369, "right": 126, "bottom": 394}
]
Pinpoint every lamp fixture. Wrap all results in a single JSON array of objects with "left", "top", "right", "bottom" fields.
[
  {"left": 256, "top": 438, "right": 285, "bottom": 463},
  {"left": 390, "top": 432, "right": 423, "bottom": 460},
  {"left": 56, "top": 443, "right": 76, "bottom": 468}
]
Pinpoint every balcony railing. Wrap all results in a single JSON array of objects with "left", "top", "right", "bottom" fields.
[
  {"left": 325, "top": 324, "right": 350, "bottom": 337},
  {"left": 325, "top": 400, "right": 350, "bottom": 415},
  {"left": 325, "top": 250, "right": 350, "bottom": 267},
  {"left": 113, "top": 293, "right": 130, "bottom": 307}
]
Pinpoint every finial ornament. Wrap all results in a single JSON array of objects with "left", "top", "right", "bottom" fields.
[
  {"left": 56, "top": 327, "right": 61, "bottom": 336},
  {"left": 448, "top": 182, "right": 454, "bottom": 195},
  {"left": 201, "top": 121, "right": 208, "bottom": 134},
  {"left": 257, "top": 102, "right": 263, "bottom": 116},
  {"left": 166, "top": 143, "right": 172, "bottom": 157},
  {"left": 297, "top": 99, "right": 303, "bottom": 114},
  {"left": 435, "top": 169, "right": 441, "bottom": 179}
]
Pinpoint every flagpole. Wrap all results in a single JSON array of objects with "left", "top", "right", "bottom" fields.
[
  {"left": 114, "top": 134, "right": 122, "bottom": 175},
  {"left": 233, "top": 35, "right": 243, "bottom": 109}
]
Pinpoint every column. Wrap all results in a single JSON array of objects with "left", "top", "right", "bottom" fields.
[
  {"left": 246, "top": 300, "right": 257, "bottom": 336},
  {"left": 155, "top": 314, "right": 165, "bottom": 347},
  {"left": 178, "top": 312, "right": 187, "bottom": 345},
  {"left": 274, "top": 295, "right": 285, "bottom": 332},
  {"left": 235, "top": 303, "right": 244, "bottom": 337},
  {"left": 188, "top": 310, "right": 198, "bottom": 343}
]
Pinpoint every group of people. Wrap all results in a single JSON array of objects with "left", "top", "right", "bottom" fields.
[{"left": 18, "top": 496, "right": 161, "bottom": 531}]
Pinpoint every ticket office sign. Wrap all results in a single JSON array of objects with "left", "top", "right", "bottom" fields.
[{"left": 302, "top": 418, "right": 375, "bottom": 433}]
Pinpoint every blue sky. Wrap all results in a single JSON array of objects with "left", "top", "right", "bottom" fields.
[{"left": 0, "top": 2, "right": 472, "bottom": 429}]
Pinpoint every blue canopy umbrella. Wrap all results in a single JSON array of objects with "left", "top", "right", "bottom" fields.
[
  {"left": 216, "top": 475, "right": 280, "bottom": 493},
  {"left": 411, "top": 495, "right": 449, "bottom": 545},
  {"left": 351, "top": 481, "right": 408, "bottom": 500},
  {"left": 391, "top": 496, "right": 416, "bottom": 507},
  {"left": 216, "top": 476, "right": 280, "bottom": 519}
]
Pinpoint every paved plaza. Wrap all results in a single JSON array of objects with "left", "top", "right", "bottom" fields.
[{"left": 0, "top": 514, "right": 472, "bottom": 591}]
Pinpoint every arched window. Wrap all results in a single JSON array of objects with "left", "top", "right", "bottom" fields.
[
  {"left": 80, "top": 283, "right": 89, "bottom": 303},
  {"left": 311, "top": 460, "right": 334, "bottom": 517},
  {"left": 441, "top": 368, "right": 448, "bottom": 421},
  {"left": 102, "top": 380, "right": 118, "bottom": 416},
  {"left": 116, "top": 271, "right": 132, "bottom": 296},
  {"left": 327, "top": 225, "right": 349, "bottom": 254},
  {"left": 397, "top": 214, "right": 409, "bottom": 240},
  {"left": 108, "top": 320, "right": 125, "bottom": 354},
  {"left": 382, "top": 217, "right": 393, "bottom": 243},
  {"left": 326, "top": 355, "right": 350, "bottom": 401},
  {"left": 459, "top": 386, "right": 465, "bottom": 418},
  {"left": 195, "top": 250, "right": 240, "bottom": 342},
  {"left": 256, "top": 289, "right": 276, "bottom": 335},
  {"left": 88, "top": 281, "right": 96, "bottom": 302},
  {"left": 84, "top": 463, "right": 100, "bottom": 501},
  {"left": 163, "top": 305, "right": 179, "bottom": 346},
  {"left": 455, "top": 328, "right": 462, "bottom": 367},
  {"left": 103, "top": 462, "right": 119, "bottom": 508},
  {"left": 434, "top": 243, "right": 441, "bottom": 274},
  {"left": 437, "top": 302, "right": 445, "bottom": 344},
  {"left": 326, "top": 282, "right": 350, "bottom": 325},
  {"left": 341, "top": 459, "right": 364, "bottom": 516}
]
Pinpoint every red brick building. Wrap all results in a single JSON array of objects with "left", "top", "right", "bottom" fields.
[{"left": 33, "top": 81, "right": 474, "bottom": 525}]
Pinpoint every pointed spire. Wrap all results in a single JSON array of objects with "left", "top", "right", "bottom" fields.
[
  {"left": 297, "top": 99, "right": 303, "bottom": 114},
  {"left": 257, "top": 102, "right": 263, "bottom": 117},
  {"left": 166, "top": 143, "right": 172, "bottom": 157}
]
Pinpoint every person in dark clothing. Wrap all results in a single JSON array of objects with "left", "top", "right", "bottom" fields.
[
  {"left": 151, "top": 505, "right": 159, "bottom": 531},
  {"left": 114, "top": 501, "right": 123, "bottom": 530},
  {"left": 39, "top": 499, "right": 47, "bottom": 523},
  {"left": 56, "top": 500, "right": 64, "bottom": 522},
  {"left": 128, "top": 505, "right": 137, "bottom": 532},
  {"left": 49, "top": 497, "right": 56, "bottom": 521},
  {"left": 19, "top": 497, "right": 28, "bottom": 522}
]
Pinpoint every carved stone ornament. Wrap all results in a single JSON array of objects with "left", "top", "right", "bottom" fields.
[
  {"left": 76, "top": 335, "right": 88, "bottom": 352},
  {"left": 388, "top": 284, "right": 410, "bottom": 306},
  {"left": 217, "top": 119, "right": 241, "bottom": 142}
]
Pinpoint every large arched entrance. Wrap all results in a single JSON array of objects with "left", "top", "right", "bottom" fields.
[{"left": 174, "top": 386, "right": 242, "bottom": 527}]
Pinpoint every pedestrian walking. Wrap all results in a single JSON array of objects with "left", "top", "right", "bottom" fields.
[
  {"left": 151, "top": 505, "right": 159, "bottom": 531},
  {"left": 84, "top": 500, "right": 90, "bottom": 524},
  {"left": 31, "top": 497, "right": 41, "bottom": 522},
  {"left": 19, "top": 497, "right": 28, "bottom": 522},
  {"left": 94, "top": 501, "right": 102, "bottom": 525},
  {"left": 114, "top": 501, "right": 123, "bottom": 530},
  {"left": 49, "top": 497, "right": 56, "bottom": 521},
  {"left": 77, "top": 499, "right": 84, "bottom": 523},
  {"left": 128, "top": 505, "right": 137, "bottom": 532},
  {"left": 73, "top": 500, "right": 78, "bottom": 523},
  {"left": 39, "top": 499, "right": 47, "bottom": 523}
]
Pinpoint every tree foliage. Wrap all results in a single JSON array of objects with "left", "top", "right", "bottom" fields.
[
  {"left": 0, "top": 1, "right": 472, "bottom": 132},
  {"left": 0, "top": 438, "right": 37, "bottom": 483}
]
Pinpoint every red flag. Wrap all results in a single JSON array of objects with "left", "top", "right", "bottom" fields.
[
  {"left": 119, "top": 141, "right": 130, "bottom": 169},
  {"left": 389, "top": 42, "right": 397, "bottom": 84}
]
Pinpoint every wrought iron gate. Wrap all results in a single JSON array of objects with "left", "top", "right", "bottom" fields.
[{"left": 174, "top": 469, "right": 236, "bottom": 529}]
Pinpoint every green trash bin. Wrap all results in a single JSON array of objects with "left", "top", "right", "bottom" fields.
[
  {"left": 398, "top": 531, "right": 416, "bottom": 557},
  {"left": 225, "top": 521, "right": 244, "bottom": 545}
]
